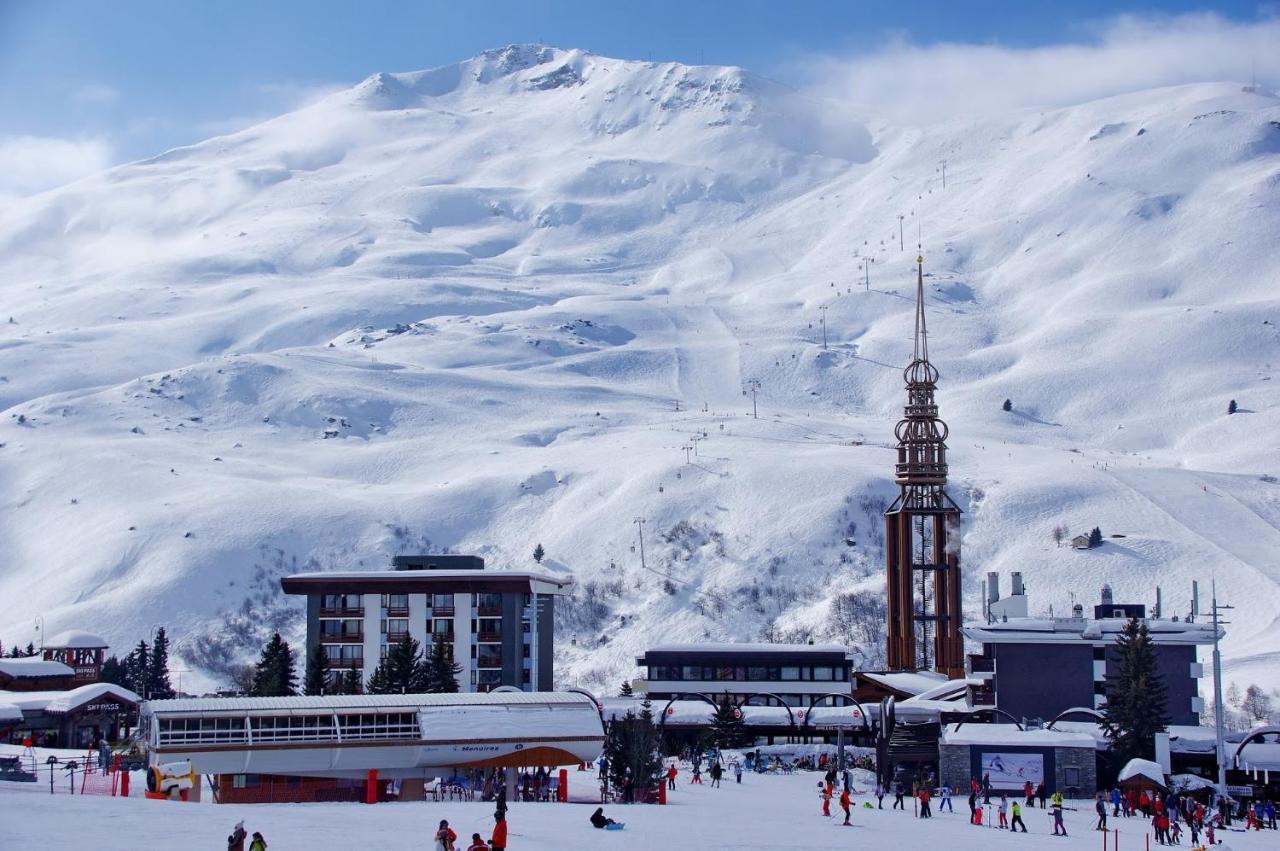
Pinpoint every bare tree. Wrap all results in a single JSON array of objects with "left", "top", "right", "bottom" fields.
[
  {"left": 1052, "top": 525, "right": 1066, "bottom": 548},
  {"left": 1242, "top": 684, "right": 1274, "bottom": 722}
]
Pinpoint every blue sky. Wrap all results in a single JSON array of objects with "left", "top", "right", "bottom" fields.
[{"left": 0, "top": 1, "right": 1275, "bottom": 194}]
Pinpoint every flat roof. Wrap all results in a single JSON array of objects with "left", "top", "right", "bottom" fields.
[
  {"left": 281, "top": 569, "right": 574, "bottom": 596},
  {"left": 942, "top": 723, "right": 1099, "bottom": 749},
  {"left": 45, "top": 629, "right": 108, "bottom": 649},
  {"left": 641, "top": 643, "right": 852, "bottom": 655},
  {"left": 0, "top": 659, "right": 74, "bottom": 678},
  {"left": 964, "top": 617, "right": 1219, "bottom": 645},
  {"left": 143, "top": 690, "right": 594, "bottom": 715},
  {"left": 856, "top": 670, "right": 950, "bottom": 696}
]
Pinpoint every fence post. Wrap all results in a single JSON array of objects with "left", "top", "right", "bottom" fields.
[
  {"left": 120, "top": 768, "right": 130, "bottom": 798},
  {"left": 558, "top": 768, "right": 568, "bottom": 803},
  {"left": 365, "top": 769, "right": 378, "bottom": 805}
]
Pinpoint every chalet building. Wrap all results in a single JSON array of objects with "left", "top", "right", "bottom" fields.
[
  {"left": 42, "top": 630, "right": 109, "bottom": 684},
  {"left": 965, "top": 582, "right": 1217, "bottom": 725},
  {"left": 0, "top": 657, "right": 76, "bottom": 692},
  {"left": 281, "top": 555, "right": 572, "bottom": 693}
]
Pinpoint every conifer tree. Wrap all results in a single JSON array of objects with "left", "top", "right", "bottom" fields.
[
  {"left": 619, "top": 680, "right": 634, "bottom": 697},
  {"left": 1089, "top": 526, "right": 1103, "bottom": 548},
  {"left": 1228, "top": 400, "right": 1237, "bottom": 414},
  {"left": 99, "top": 654, "right": 127, "bottom": 688},
  {"left": 147, "top": 627, "right": 175, "bottom": 699},
  {"left": 304, "top": 642, "right": 331, "bottom": 696},
  {"left": 425, "top": 636, "right": 462, "bottom": 693},
  {"left": 124, "top": 640, "right": 150, "bottom": 696},
  {"left": 604, "top": 698, "right": 663, "bottom": 796},
  {"left": 341, "top": 667, "right": 362, "bottom": 695},
  {"left": 532, "top": 543, "right": 546, "bottom": 564},
  {"left": 709, "top": 692, "right": 750, "bottom": 750},
  {"left": 250, "top": 632, "right": 298, "bottom": 696},
  {"left": 1002, "top": 399, "right": 1012, "bottom": 412},
  {"left": 1102, "top": 618, "right": 1170, "bottom": 766},
  {"left": 366, "top": 635, "right": 430, "bottom": 694}
]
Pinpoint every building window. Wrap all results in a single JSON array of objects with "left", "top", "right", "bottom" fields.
[
  {"left": 812, "top": 666, "right": 834, "bottom": 681},
  {"left": 431, "top": 619, "right": 453, "bottom": 636},
  {"left": 780, "top": 666, "right": 800, "bottom": 681},
  {"left": 1093, "top": 681, "right": 1107, "bottom": 696},
  {"left": 382, "top": 593, "right": 409, "bottom": 610},
  {"left": 1093, "top": 646, "right": 1106, "bottom": 661},
  {"left": 384, "top": 618, "right": 409, "bottom": 639},
  {"left": 431, "top": 594, "right": 455, "bottom": 611},
  {"left": 477, "top": 593, "right": 502, "bottom": 614},
  {"left": 321, "top": 593, "right": 362, "bottom": 612},
  {"left": 336, "top": 712, "right": 418, "bottom": 741},
  {"left": 319, "top": 619, "right": 362, "bottom": 639}
]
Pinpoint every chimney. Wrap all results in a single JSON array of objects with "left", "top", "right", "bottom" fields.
[
  {"left": 1072, "top": 602, "right": 1084, "bottom": 618},
  {"left": 1191, "top": 580, "right": 1199, "bottom": 622},
  {"left": 1101, "top": 584, "right": 1114, "bottom": 606},
  {"left": 1011, "top": 572, "right": 1025, "bottom": 597},
  {"left": 987, "top": 572, "right": 1000, "bottom": 605},
  {"left": 1155, "top": 586, "right": 1162, "bottom": 619}
]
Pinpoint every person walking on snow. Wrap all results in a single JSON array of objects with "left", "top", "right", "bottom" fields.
[
  {"left": 998, "top": 793, "right": 1009, "bottom": 829},
  {"left": 666, "top": 763, "right": 677, "bottom": 790},
  {"left": 969, "top": 790, "right": 979, "bottom": 824},
  {"left": 227, "top": 822, "right": 247, "bottom": 851},
  {"left": 940, "top": 783, "right": 953, "bottom": 812},
  {"left": 875, "top": 781, "right": 886, "bottom": 809},
  {"left": 1025, "top": 780, "right": 1036, "bottom": 808},
  {"left": 820, "top": 782, "right": 832, "bottom": 817},
  {"left": 1111, "top": 786, "right": 1122, "bottom": 817},
  {"left": 1037, "top": 782, "right": 1048, "bottom": 809},
  {"left": 434, "top": 820, "right": 457, "bottom": 851},
  {"left": 1010, "top": 800, "right": 1028, "bottom": 833},
  {"left": 918, "top": 785, "right": 932, "bottom": 818},
  {"left": 893, "top": 781, "right": 906, "bottom": 810},
  {"left": 732, "top": 760, "right": 743, "bottom": 784},
  {"left": 1096, "top": 793, "right": 1108, "bottom": 831},
  {"left": 709, "top": 762, "right": 722, "bottom": 788},
  {"left": 691, "top": 763, "right": 702, "bottom": 784},
  {"left": 840, "top": 787, "right": 852, "bottom": 825},
  {"left": 248, "top": 833, "right": 267, "bottom": 851},
  {"left": 466, "top": 835, "right": 487, "bottom": 851},
  {"left": 983, "top": 772, "right": 992, "bottom": 804}
]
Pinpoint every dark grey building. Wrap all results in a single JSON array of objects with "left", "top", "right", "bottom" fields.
[
  {"left": 281, "top": 556, "right": 571, "bottom": 693},
  {"left": 634, "top": 643, "right": 856, "bottom": 707},
  {"left": 965, "top": 585, "right": 1216, "bottom": 726}
]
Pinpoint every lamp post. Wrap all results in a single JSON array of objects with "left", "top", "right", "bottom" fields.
[
  {"left": 863, "top": 257, "right": 873, "bottom": 291},
  {"left": 746, "top": 379, "right": 760, "bottom": 419},
  {"left": 897, "top": 214, "right": 905, "bottom": 251},
  {"left": 818, "top": 305, "right": 829, "bottom": 350},
  {"left": 1210, "top": 581, "right": 1233, "bottom": 800}
]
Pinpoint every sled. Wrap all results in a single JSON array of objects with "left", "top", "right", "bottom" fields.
[{"left": 605, "top": 822, "right": 626, "bottom": 831}]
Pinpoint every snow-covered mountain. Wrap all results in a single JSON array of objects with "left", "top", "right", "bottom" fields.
[{"left": 1, "top": 45, "right": 1277, "bottom": 695}]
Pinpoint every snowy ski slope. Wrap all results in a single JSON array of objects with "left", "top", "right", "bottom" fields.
[{"left": 0, "top": 46, "right": 1276, "bottom": 692}]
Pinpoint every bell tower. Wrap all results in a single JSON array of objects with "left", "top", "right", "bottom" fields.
[{"left": 884, "top": 254, "right": 965, "bottom": 678}]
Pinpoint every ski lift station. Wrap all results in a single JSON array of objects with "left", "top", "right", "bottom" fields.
[{"left": 139, "top": 690, "right": 605, "bottom": 803}]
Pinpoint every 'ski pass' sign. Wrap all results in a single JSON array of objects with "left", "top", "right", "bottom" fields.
[{"left": 85, "top": 702, "right": 122, "bottom": 713}]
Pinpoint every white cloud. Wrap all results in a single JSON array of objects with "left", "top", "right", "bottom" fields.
[
  {"left": 802, "top": 13, "right": 1280, "bottom": 122},
  {"left": 72, "top": 83, "right": 120, "bottom": 107},
  {"left": 0, "top": 135, "right": 113, "bottom": 198}
]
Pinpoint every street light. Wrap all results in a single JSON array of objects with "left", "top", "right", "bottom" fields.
[
  {"left": 745, "top": 379, "right": 761, "bottom": 419},
  {"left": 818, "top": 305, "right": 829, "bottom": 350}
]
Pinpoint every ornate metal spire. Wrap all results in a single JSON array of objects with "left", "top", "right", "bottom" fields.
[{"left": 894, "top": 254, "right": 949, "bottom": 496}]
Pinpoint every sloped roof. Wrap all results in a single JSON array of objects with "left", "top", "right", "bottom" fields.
[
  {"left": 45, "top": 630, "right": 108, "bottom": 649},
  {"left": 0, "top": 683, "right": 141, "bottom": 714},
  {"left": 1118, "top": 758, "right": 1167, "bottom": 785}
]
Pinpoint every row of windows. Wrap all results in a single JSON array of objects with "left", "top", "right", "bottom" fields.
[
  {"left": 648, "top": 665, "right": 848, "bottom": 682},
  {"left": 320, "top": 618, "right": 509, "bottom": 639},
  {"left": 156, "top": 712, "right": 420, "bottom": 746},
  {"left": 321, "top": 593, "right": 530, "bottom": 610}
]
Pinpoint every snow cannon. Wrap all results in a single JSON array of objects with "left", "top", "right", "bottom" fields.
[{"left": 146, "top": 760, "right": 195, "bottom": 800}]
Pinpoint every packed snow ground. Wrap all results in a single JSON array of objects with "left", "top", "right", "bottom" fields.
[
  {"left": 0, "top": 761, "right": 1273, "bottom": 851},
  {"left": 0, "top": 45, "right": 1278, "bottom": 692}
]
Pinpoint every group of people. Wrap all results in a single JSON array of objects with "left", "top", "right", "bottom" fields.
[
  {"left": 226, "top": 822, "right": 267, "bottom": 851},
  {"left": 432, "top": 811, "right": 507, "bottom": 851}
]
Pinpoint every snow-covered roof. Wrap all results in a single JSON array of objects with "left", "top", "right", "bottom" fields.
[
  {"left": 44, "top": 630, "right": 108, "bottom": 649},
  {"left": 1170, "top": 773, "right": 1216, "bottom": 792},
  {"left": 145, "top": 690, "right": 593, "bottom": 715},
  {"left": 281, "top": 569, "right": 573, "bottom": 594},
  {"left": 1118, "top": 758, "right": 1167, "bottom": 784},
  {"left": 0, "top": 702, "right": 22, "bottom": 721},
  {"left": 942, "top": 723, "right": 1097, "bottom": 749},
  {"left": 963, "top": 617, "right": 1219, "bottom": 646},
  {"left": 643, "top": 643, "right": 851, "bottom": 655},
  {"left": 0, "top": 658, "right": 74, "bottom": 678},
  {"left": 857, "top": 670, "right": 949, "bottom": 695},
  {"left": 0, "top": 683, "right": 141, "bottom": 714}
]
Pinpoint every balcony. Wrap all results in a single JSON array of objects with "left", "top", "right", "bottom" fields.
[
  {"left": 430, "top": 607, "right": 455, "bottom": 618},
  {"left": 386, "top": 606, "right": 409, "bottom": 617},
  {"left": 385, "top": 630, "right": 410, "bottom": 644},
  {"left": 477, "top": 604, "right": 502, "bottom": 617},
  {"left": 319, "top": 607, "right": 363, "bottom": 618},
  {"left": 968, "top": 654, "right": 995, "bottom": 680},
  {"left": 328, "top": 658, "right": 363, "bottom": 670},
  {"left": 477, "top": 631, "right": 502, "bottom": 644},
  {"left": 476, "top": 654, "right": 503, "bottom": 669},
  {"left": 319, "top": 632, "right": 363, "bottom": 643}
]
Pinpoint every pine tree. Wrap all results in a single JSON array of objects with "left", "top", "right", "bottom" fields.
[
  {"left": 124, "top": 640, "right": 150, "bottom": 696},
  {"left": 147, "top": 627, "right": 175, "bottom": 699},
  {"left": 1089, "top": 526, "right": 1103, "bottom": 548},
  {"left": 1002, "top": 399, "right": 1012, "bottom": 412},
  {"left": 425, "top": 636, "right": 462, "bottom": 693},
  {"left": 25, "top": 642, "right": 35, "bottom": 657},
  {"left": 341, "top": 667, "right": 362, "bottom": 695},
  {"left": 532, "top": 543, "right": 546, "bottom": 564},
  {"left": 709, "top": 692, "right": 750, "bottom": 750},
  {"left": 604, "top": 698, "right": 663, "bottom": 796},
  {"left": 250, "top": 632, "right": 298, "bottom": 697},
  {"left": 1227, "top": 400, "right": 1237, "bottom": 414},
  {"left": 304, "top": 642, "right": 331, "bottom": 696},
  {"left": 98, "top": 654, "right": 127, "bottom": 687},
  {"left": 619, "top": 680, "right": 634, "bottom": 697},
  {"left": 366, "top": 635, "right": 429, "bottom": 694},
  {"left": 1101, "top": 618, "right": 1170, "bottom": 766}
]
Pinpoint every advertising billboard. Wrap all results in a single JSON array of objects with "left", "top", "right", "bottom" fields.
[{"left": 980, "top": 752, "right": 1045, "bottom": 788}]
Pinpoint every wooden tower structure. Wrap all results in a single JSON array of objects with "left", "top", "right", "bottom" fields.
[{"left": 884, "top": 254, "right": 965, "bottom": 678}]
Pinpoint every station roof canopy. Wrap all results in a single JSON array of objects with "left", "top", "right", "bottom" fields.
[
  {"left": 281, "top": 569, "right": 573, "bottom": 596},
  {"left": 144, "top": 690, "right": 594, "bottom": 716},
  {"left": 963, "top": 617, "right": 1219, "bottom": 646}
]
